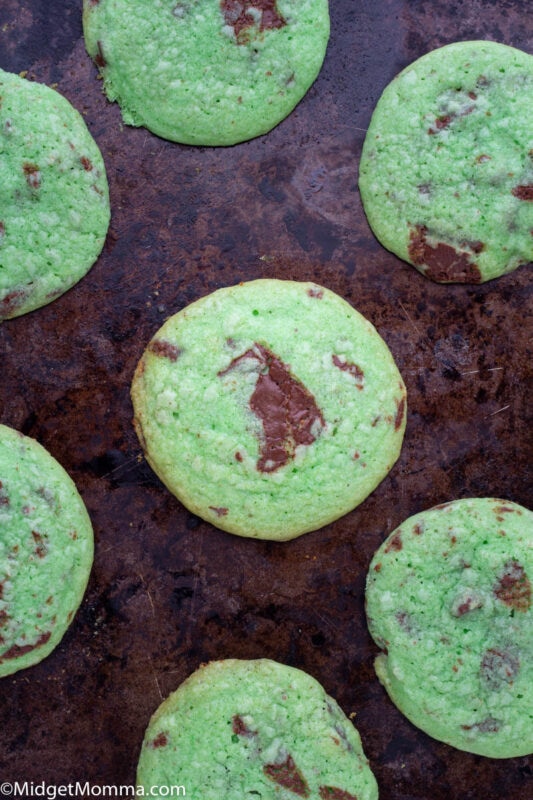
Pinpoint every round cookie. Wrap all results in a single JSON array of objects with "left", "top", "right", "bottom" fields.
[
  {"left": 0, "top": 424, "right": 93, "bottom": 677},
  {"left": 0, "top": 68, "right": 110, "bottom": 321},
  {"left": 137, "top": 658, "right": 379, "bottom": 799},
  {"left": 131, "top": 279, "right": 406, "bottom": 540},
  {"left": 359, "top": 40, "right": 533, "bottom": 283},
  {"left": 82, "top": 0, "right": 330, "bottom": 146},
  {"left": 365, "top": 498, "right": 533, "bottom": 757}
]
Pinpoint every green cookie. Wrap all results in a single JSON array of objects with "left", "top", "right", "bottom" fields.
[
  {"left": 365, "top": 498, "right": 533, "bottom": 757},
  {"left": 137, "top": 659, "right": 379, "bottom": 800},
  {"left": 131, "top": 279, "right": 406, "bottom": 540},
  {"left": 82, "top": 0, "right": 330, "bottom": 146},
  {"left": 0, "top": 424, "right": 93, "bottom": 677},
  {"left": 359, "top": 41, "right": 533, "bottom": 283},
  {"left": 0, "top": 68, "right": 110, "bottom": 320}
]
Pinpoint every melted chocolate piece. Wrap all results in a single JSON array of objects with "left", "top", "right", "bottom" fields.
[
  {"left": 0, "top": 631, "right": 51, "bottom": 661},
  {"left": 332, "top": 355, "right": 364, "bottom": 389},
  {"left": 148, "top": 339, "right": 182, "bottom": 362},
  {"left": 80, "top": 156, "right": 93, "bottom": 172},
  {"left": 394, "top": 396, "right": 406, "bottom": 431},
  {"left": 95, "top": 41, "right": 106, "bottom": 68},
  {"left": 232, "top": 714, "right": 255, "bottom": 737},
  {"left": 221, "top": 0, "right": 286, "bottom": 39},
  {"left": 209, "top": 506, "right": 228, "bottom": 517},
  {"left": 494, "top": 560, "right": 531, "bottom": 611},
  {"left": 512, "top": 184, "right": 533, "bottom": 201},
  {"left": 31, "top": 530, "right": 48, "bottom": 559},
  {"left": 428, "top": 103, "right": 475, "bottom": 135},
  {"left": 219, "top": 343, "right": 325, "bottom": 473},
  {"left": 150, "top": 732, "right": 168, "bottom": 748},
  {"left": 23, "top": 162, "right": 41, "bottom": 189},
  {"left": 480, "top": 647, "right": 520, "bottom": 691},
  {"left": 461, "top": 718, "right": 502, "bottom": 733},
  {"left": 0, "top": 288, "right": 28, "bottom": 317},
  {"left": 408, "top": 225, "right": 482, "bottom": 283},
  {"left": 384, "top": 531, "right": 402, "bottom": 553},
  {"left": 263, "top": 754, "right": 310, "bottom": 797},
  {"left": 319, "top": 788, "right": 359, "bottom": 800}
]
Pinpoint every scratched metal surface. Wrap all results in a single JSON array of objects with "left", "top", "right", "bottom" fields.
[{"left": 0, "top": 1, "right": 532, "bottom": 797}]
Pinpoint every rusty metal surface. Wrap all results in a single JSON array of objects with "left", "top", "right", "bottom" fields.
[{"left": 0, "top": 1, "right": 532, "bottom": 797}]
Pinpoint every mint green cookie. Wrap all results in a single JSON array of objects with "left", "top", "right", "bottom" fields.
[
  {"left": 359, "top": 41, "right": 533, "bottom": 283},
  {"left": 365, "top": 498, "right": 533, "bottom": 757},
  {"left": 137, "top": 659, "right": 379, "bottom": 800},
  {"left": 131, "top": 279, "right": 406, "bottom": 540},
  {"left": 0, "top": 424, "right": 93, "bottom": 677},
  {"left": 0, "top": 69, "right": 110, "bottom": 320},
  {"left": 82, "top": 0, "right": 330, "bottom": 146}
]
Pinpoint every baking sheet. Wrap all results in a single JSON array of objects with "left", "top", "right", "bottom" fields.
[{"left": 0, "top": 1, "right": 532, "bottom": 798}]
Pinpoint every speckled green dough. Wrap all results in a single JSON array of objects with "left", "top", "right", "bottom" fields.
[
  {"left": 137, "top": 659, "right": 379, "bottom": 800},
  {"left": 131, "top": 279, "right": 406, "bottom": 540},
  {"left": 0, "top": 69, "right": 110, "bottom": 320},
  {"left": 82, "top": 0, "right": 330, "bottom": 146},
  {"left": 365, "top": 498, "right": 533, "bottom": 757},
  {"left": 359, "top": 41, "right": 533, "bottom": 283},
  {"left": 0, "top": 424, "right": 93, "bottom": 677}
]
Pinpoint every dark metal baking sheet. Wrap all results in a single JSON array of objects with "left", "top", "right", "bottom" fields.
[{"left": 0, "top": 1, "right": 532, "bottom": 798}]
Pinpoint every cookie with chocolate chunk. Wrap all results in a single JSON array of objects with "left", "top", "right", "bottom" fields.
[
  {"left": 365, "top": 498, "right": 533, "bottom": 757},
  {"left": 0, "top": 424, "right": 93, "bottom": 677},
  {"left": 0, "top": 68, "right": 110, "bottom": 320},
  {"left": 359, "top": 40, "right": 533, "bottom": 283},
  {"left": 131, "top": 279, "right": 406, "bottom": 540},
  {"left": 137, "top": 659, "right": 379, "bottom": 800},
  {"left": 82, "top": 0, "right": 330, "bottom": 146}
]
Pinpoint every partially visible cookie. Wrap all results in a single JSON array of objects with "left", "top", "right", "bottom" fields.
[
  {"left": 359, "top": 40, "right": 533, "bottom": 283},
  {"left": 82, "top": 0, "right": 330, "bottom": 146},
  {"left": 137, "top": 658, "right": 379, "bottom": 799},
  {"left": 131, "top": 279, "right": 406, "bottom": 540},
  {"left": 0, "top": 424, "right": 93, "bottom": 677},
  {"left": 365, "top": 498, "right": 533, "bottom": 757},
  {"left": 0, "top": 68, "right": 110, "bottom": 320}
]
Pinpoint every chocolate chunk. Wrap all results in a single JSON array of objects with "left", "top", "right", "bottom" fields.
[
  {"left": 512, "top": 184, "right": 533, "bottom": 201},
  {"left": 231, "top": 714, "right": 254, "bottom": 737},
  {"left": 23, "top": 162, "right": 41, "bottom": 189},
  {"left": 394, "top": 396, "right": 406, "bottom": 431},
  {"left": 263, "top": 754, "right": 310, "bottom": 797},
  {"left": 221, "top": 0, "right": 286, "bottom": 39},
  {"left": 332, "top": 355, "right": 364, "bottom": 389},
  {"left": 209, "top": 506, "right": 228, "bottom": 517},
  {"left": 148, "top": 339, "right": 182, "bottom": 361},
  {"left": 462, "top": 717, "right": 502, "bottom": 733},
  {"left": 31, "top": 530, "right": 48, "bottom": 559},
  {"left": 480, "top": 647, "right": 520, "bottom": 691},
  {"left": 408, "top": 225, "right": 482, "bottom": 283},
  {"left": 494, "top": 560, "right": 531, "bottom": 611},
  {"left": 219, "top": 343, "right": 325, "bottom": 473},
  {"left": 150, "top": 733, "right": 168, "bottom": 748},
  {"left": 319, "top": 788, "right": 359, "bottom": 800},
  {"left": 0, "top": 631, "right": 51, "bottom": 661},
  {"left": 384, "top": 531, "right": 402, "bottom": 553}
]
